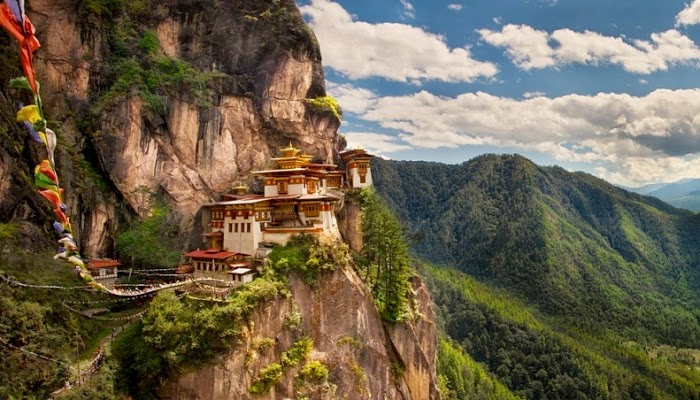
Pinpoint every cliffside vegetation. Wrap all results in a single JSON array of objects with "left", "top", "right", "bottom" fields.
[
  {"left": 0, "top": 235, "right": 348, "bottom": 399},
  {"left": 305, "top": 96, "right": 342, "bottom": 122},
  {"left": 78, "top": 0, "right": 221, "bottom": 118},
  {"left": 115, "top": 190, "right": 181, "bottom": 269},
  {"left": 112, "top": 273, "right": 287, "bottom": 398},
  {"left": 111, "top": 235, "right": 347, "bottom": 399},
  {"left": 372, "top": 155, "right": 700, "bottom": 399}
]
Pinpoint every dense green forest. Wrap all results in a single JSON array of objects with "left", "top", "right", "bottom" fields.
[
  {"left": 423, "top": 263, "right": 700, "bottom": 399},
  {"left": 373, "top": 155, "right": 700, "bottom": 399},
  {"left": 373, "top": 155, "right": 700, "bottom": 346}
]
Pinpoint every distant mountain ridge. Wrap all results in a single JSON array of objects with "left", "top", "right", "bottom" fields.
[
  {"left": 372, "top": 155, "right": 700, "bottom": 347},
  {"left": 626, "top": 178, "right": 700, "bottom": 211}
]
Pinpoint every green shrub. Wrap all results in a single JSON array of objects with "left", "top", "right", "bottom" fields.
[
  {"left": 79, "top": 158, "right": 110, "bottom": 193},
  {"left": 256, "top": 337, "right": 276, "bottom": 353},
  {"left": 297, "top": 360, "right": 329, "bottom": 384},
  {"left": 249, "top": 363, "right": 283, "bottom": 394},
  {"left": 281, "top": 336, "right": 313, "bottom": 368},
  {"left": 0, "top": 223, "right": 18, "bottom": 249},
  {"left": 337, "top": 336, "right": 363, "bottom": 350},
  {"left": 390, "top": 362, "right": 405, "bottom": 379},
  {"left": 269, "top": 235, "right": 349, "bottom": 286},
  {"left": 283, "top": 302, "right": 302, "bottom": 330},
  {"left": 138, "top": 30, "right": 159, "bottom": 55},
  {"left": 305, "top": 96, "right": 342, "bottom": 121},
  {"left": 349, "top": 359, "right": 366, "bottom": 393}
]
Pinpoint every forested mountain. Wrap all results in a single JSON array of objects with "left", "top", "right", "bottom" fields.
[
  {"left": 373, "top": 155, "right": 700, "bottom": 347},
  {"left": 373, "top": 154, "right": 700, "bottom": 399}
]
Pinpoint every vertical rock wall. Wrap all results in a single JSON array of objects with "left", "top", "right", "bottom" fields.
[
  {"left": 1, "top": 0, "right": 341, "bottom": 254},
  {"left": 163, "top": 266, "right": 438, "bottom": 400}
]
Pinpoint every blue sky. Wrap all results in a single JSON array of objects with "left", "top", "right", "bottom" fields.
[{"left": 297, "top": 0, "right": 700, "bottom": 186}]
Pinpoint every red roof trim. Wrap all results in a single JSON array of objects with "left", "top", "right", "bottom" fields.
[
  {"left": 87, "top": 259, "right": 121, "bottom": 269},
  {"left": 184, "top": 250, "right": 240, "bottom": 260}
]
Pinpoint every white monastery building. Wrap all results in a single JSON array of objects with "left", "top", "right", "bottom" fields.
[
  {"left": 341, "top": 148, "right": 374, "bottom": 188},
  {"left": 199, "top": 144, "right": 374, "bottom": 256}
]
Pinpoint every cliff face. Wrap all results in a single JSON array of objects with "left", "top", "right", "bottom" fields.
[
  {"left": 1, "top": 1, "right": 441, "bottom": 398},
  {"left": 163, "top": 266, "right": 438, "bottom": 400},
  {"left": 0, "top": 0, "right": 339, "bottom": 256},
  {"left": 336, "top": 192, "right": 364, "bottom": 253}
]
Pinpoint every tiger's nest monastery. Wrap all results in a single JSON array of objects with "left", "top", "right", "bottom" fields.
[{"left": 196, "top": 144, "right": 374, "bottom": 263}]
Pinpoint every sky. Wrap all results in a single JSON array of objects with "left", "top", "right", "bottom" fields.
[{"left": 295, "top": 0, "right": 700, "bottom": 186}]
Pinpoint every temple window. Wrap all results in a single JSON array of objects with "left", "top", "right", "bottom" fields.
[
  {"left": 305, "top": 204, "right": 320, "bottom": 217},
  {"left": 278, "top": 180, "right": 288, "bottom": 194}
]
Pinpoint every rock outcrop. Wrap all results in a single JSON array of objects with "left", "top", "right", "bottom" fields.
[
  {"left": 337, "top": 191, "right": 364, "bottom": 253},
  {"left": 163, "top": 266, "right": 438, "bottom": 400},
  {"left": 0, "top": 1, "right": 441, "bottom": 398},
  {"left": 0, "top": 0, "right": 340, "bottom": 255}
]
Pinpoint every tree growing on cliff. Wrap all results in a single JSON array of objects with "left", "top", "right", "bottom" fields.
[
  {"left": 357, "top": 189, "right": 413, "bottom": 323},
  {"left": 116, "top": 188, "right": 181, "bottom": 269}
]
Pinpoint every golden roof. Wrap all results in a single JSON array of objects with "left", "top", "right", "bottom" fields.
[
  {"left": 281, "top": 142, "right": 300, "bottom": 157},
  {"left": 233, "top": 183, "right": 248, "bottom": 194}
]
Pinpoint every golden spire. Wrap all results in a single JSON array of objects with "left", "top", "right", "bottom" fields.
[
  {"left": 233, "top": 182, "right": 248, "bottom": 195},
  {"left": 300, "top": 152, "right": 313, "bottom": 164},
  {"left": 281, "top": 142, "right": 299, "bottom": 157}
]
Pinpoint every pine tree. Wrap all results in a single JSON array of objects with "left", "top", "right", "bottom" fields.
[{"left": 358, "top": 189, "right": 413, "bottom": 323}]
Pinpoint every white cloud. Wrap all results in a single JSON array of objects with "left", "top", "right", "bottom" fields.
[
  {"left": 300, "top": 0, "right": 498, "bottom": 83},
  {"left": 344, "top": 132, "right": 412, "bottom": 155},
  {"left": 326, "top": 82, "right": 377, "bottom": 114},
  {"left": 399, "top": 0, "right": 415, "bottom": 19},
  {"left": 492, "top": 16, "right": 503, "bottom": 25},
  {"left": 479, "top": 24, "right": 555, "bottom": 69},
  {"left": 523, "top": 91, "right": 546, "bottom": 99},
  {"left": 639, "top": 79, "right": 648, "bottom": 84},
  {"left": 351, "top": 87, "right": 700, "bottom": 185},
  {"left": 596, "top": 156, "right": 700, "bottom": 187},
  {"left": 676, "top": 0, "right": 700, "bottom": 26},
  {"left": 479, "top": 24, "right": 700, "bottom": 74},
  {"left": 447, "top": 4, "right": 463, "bottom": 11}
]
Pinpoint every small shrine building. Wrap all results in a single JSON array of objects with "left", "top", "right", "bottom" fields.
[
  {"left": 86, "top": 259, "right": 120, "bottom": 285},
  {"left": 184, "top": 249, "right": 248, "bottom": 278},
  {"left": 340, "top": 148, "right": 374, "bottom": 188}
]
